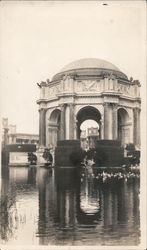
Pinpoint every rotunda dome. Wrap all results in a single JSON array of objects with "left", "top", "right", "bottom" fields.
[
  {"left": 52, "top": 58, "right": 128, "bottom": 81},
  {"left": 60, "top": 58, "right": 120, "bottom": 72}
]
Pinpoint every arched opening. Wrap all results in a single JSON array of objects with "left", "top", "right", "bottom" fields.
[
  {"left": 117, "top": 108, "right": 130, "bottom": 146},
  {"left": 48, "top": 109, "right": 61, "bottom": 148},
  {"left": 76, "top": 106, "right": 101, "bottom": 149}
]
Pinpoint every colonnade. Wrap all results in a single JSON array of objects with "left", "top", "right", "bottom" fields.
[{"left": 39, "top": 104, "right": 140, "bottom": 149}]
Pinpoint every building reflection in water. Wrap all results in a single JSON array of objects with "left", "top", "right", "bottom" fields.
[
  {"left": 38, "top": 168, "right": 79, "bottom": 245},
  {"left": 0, "top": 166, "right": 38, "bottom": 245},
  {"left": 76, "top": 168, "right": 101, "bottom": 226},
  {"left": 0, "top": 165, "right": 10, "bottom": 242},
  {"left": 0, "top": 165, "right": 140, "bottom": 246},
  {"left": 37, "top": 168, "right": 57, "bottom": 245},
  {"left": 37, "top": 167, "right": 140, "bottom": 245}
]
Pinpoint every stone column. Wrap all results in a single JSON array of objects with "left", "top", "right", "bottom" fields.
[
  {"left": 112, "top": 104, "right": 118, "bottom": 140},
  {"left": 60, "top": 104, "right": 66, "bottom": 140},
  {"left": 69, "top": 104, "right": 75, "bottom": 139},
  {"left": 39, "top": 108, "right": 46, "bottom": 147},
  {"left": 74, "top": 119, "right": 78, "bottom": 139},
  {"left": 98, "top": 121, "right": 101, "bottom": 140},
  {"left": 99, "top": 113, "right": 104, "bottom": 139},
  {"left": 133, "top": 107, "right": 140, "bottom": 148},
  {"left": 104, "top": 103, "right": 113, "bottom": 140},
  {"left": 104, "top": 103, "right": 110, "bottom": 139}
]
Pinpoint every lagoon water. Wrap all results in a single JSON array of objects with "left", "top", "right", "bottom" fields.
[{"left": 0, "top": 166, "right": 140, "bottom": 246}]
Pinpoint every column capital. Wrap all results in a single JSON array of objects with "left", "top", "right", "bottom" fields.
[
  {"left": 111, "top": 103, "right": 118, "bottom": 108},
  {"left": 133, "top": 107, "right": 141, "bottom": 111},
  {"left": 38, "top": 108, "right": 47, "bottom": 113},
  {"left": 103, "top": 102, "right": 110, "bottom": 106},
  {"left": 69, "top": 103, "right": 75, "bottom": 107},
  {"left": 104, "top": 102, "right": 118, "bottom": 107},
  {"left": 60, "top": 103, "right": 67, "bottom": 109}
]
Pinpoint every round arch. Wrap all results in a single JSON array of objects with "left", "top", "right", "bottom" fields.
[
  {"left": 117, "top": 108, "right": 130, "bottom": 146},
  {"left": 50, "top": 108, "right": 61, "bottom": 123},
  {"left": 48, "top": 109, "right": 61, "bottom": 148},
  {"left": 76, "top": 106, "right": 101, "bottom": 139}
]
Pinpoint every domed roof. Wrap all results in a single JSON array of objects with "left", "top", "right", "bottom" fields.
[
  {"left": 52, "top": 58, "right": 128, "bottom": 81},
  {"left": 60, "top": 58, "right": 120, "bottom": 72}
]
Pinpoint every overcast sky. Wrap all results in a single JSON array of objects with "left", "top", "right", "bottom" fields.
[{"left": 0, "top": 1, "right": 146, "bottom": 134}]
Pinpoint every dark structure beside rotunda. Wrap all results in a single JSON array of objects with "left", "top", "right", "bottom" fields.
[{"left": 37, "top": 58, "right": 141, "bottom": 167}]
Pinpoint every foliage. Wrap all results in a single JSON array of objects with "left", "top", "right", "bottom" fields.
[
  {"left": 124, "top": 143, "right": 140, "bottom": 165},
  {"left": 28, "top": 153, "right": 37, "bottom": 165},
  {"left": 125, "top": 143, "right": 135, "bottom": 152},
  {"left": 43, "top": 149, "right": 53, "bottom": 163}
]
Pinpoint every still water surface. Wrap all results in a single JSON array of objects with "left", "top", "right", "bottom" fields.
[{"left": 0, "top": 166, "right": 140, "bottom": 246}]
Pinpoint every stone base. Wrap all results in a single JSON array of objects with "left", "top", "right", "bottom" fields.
[
  {"left": 55, "top": 140, "right": 82, "bottom": 167},
  {"left": 95, "top": 140, "right": 124, "bottom": 167}
]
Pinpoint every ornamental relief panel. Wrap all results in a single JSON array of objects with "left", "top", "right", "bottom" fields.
[
  {"left": 117, "top": 83, "right": 130, "bottom": 94},
  {"left": 117, "top": 83, "right": 139, "bottom": 97},
  {"left": 46, "top": 85, "right": 60, "bottom": 98},
  {"left": 75, "top": 80, "right": 101, "bottom": 92}
]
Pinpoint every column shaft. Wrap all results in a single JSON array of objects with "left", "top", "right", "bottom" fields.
[
  {"left": 133, "top": 108, "right": 140, "bottom": 147},
  {"left": 69, "top": 104, "right": 75, "bottom": 139},
  {"left": 60, "top": 104, "right": 66, "bottom": 140},
  {"left": 112, "top": 104, "right": 118, "bottom": 140},
  {"left": 39, "top": 109, "right": 46, "bottom": 147},
  {"left": 104, "top": 103, "right": 110, "bottom": 139},
  {"left": 104, "top": 103, "right": 114, "bottom": 140}
]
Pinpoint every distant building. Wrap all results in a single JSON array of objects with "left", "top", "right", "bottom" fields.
[
  {"left": 80, "top": 127, "right": 99, "bottom": 150},
  {"left": 80, "top": 130, "right": 88, "bottom": 150},
  {"left": 2, "top": 118, "right": 39, "bottom": 146},
  {"left": 87, "top": 127, "right": 99, "bottom": 149},
  {"left": 14, "top": 133, "right": 39, "bottom": 145},
  {"left": 1, "top": 118, "right": 39, "bottom": 165}
]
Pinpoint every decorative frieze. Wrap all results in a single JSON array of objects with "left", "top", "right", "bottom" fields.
[{"left": 43, "top": 78, "right": 140, "bottom": 100}]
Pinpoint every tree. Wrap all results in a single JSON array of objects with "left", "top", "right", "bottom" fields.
[
  {"left": 42, "top": 149, "right": 53, "bottom": 165},
  {"left": 28, "top": 152, "right": 37, "bottom": 165}
]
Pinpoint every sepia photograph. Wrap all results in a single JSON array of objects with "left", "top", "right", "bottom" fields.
[{"left": 0, "top": 1, "right": 146, "bottom": 249}]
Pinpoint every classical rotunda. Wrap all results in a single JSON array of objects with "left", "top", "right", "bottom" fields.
[{"left": 37, "top": 58, "right": 141, "bottom": 151}]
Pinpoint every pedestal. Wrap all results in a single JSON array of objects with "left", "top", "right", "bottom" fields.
[
  {"left": 55, "top": 140, "right": 82, "bottom": 167},
  {"left": 95, "top": 140, "right": 124, "bottom": 167}
]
